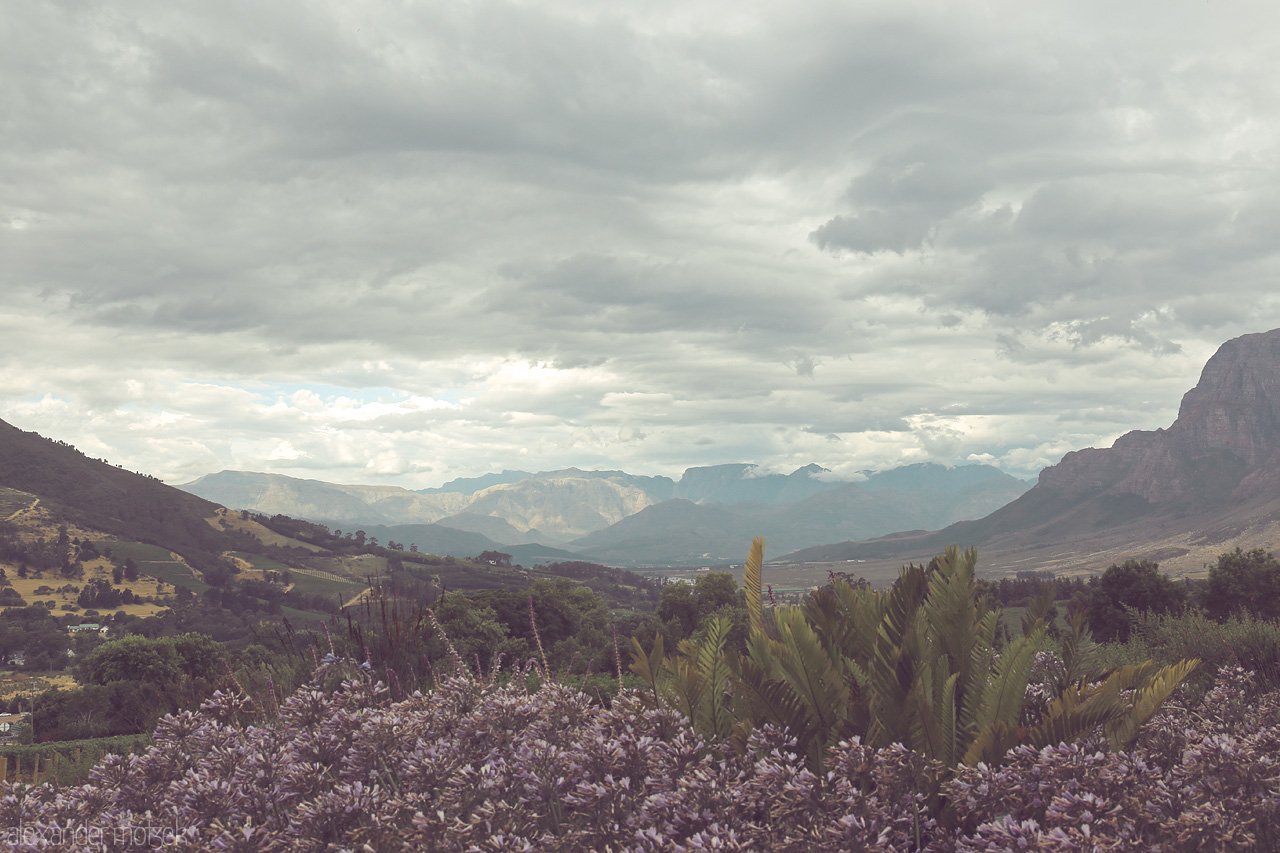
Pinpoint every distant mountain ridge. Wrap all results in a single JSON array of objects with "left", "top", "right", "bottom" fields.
[
  {"left": 180, "top": 462, "right": 1030, "bottom": 565},
  {"left": 570, "top": 464, "right": 1031, "bottom": 564}
]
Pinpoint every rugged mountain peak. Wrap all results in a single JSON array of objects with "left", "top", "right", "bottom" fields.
[
  {"left": 1173, "top": 329, "right": 1280, "bottom": 466},
  {"left": 1037, "top": 329, "right": 1280, "bottom": 506}
]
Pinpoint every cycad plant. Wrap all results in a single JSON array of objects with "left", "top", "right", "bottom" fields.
[{"left": 634, "top": 538, "right": 1197, "bottom": 774}]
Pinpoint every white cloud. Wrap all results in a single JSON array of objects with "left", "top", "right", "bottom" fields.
[{"left": 267, "top": 441, "right": 307, "bottom": 461}]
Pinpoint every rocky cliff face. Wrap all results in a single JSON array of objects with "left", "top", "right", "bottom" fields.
[{"left": 1037, "top": 329, "right": 1280, "bottom": 506}]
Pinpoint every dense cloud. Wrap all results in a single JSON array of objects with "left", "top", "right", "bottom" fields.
[{"left": 2, "top": 0, "right": 1278, "bottom": 486}]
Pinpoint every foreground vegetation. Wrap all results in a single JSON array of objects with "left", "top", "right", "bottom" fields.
[
  {"left": 11, "top": 538, "right": 1280, "bottom": 850},
  {"left": 0, "top": 655, "right": 1274, "bottom": 850}
]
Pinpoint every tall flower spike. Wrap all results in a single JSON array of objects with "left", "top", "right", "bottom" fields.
[
  {"left": 612, "top": 623, "right": 624, "bottom": 693},
  {"left": 529, "top": 594, "right": 551, "bottom": 682},
  {"left": 426, "top": 607, "right": 468, "bottom": 679},
  {"left": 265, "top": 675, "right": 280, "bottom": 719}
]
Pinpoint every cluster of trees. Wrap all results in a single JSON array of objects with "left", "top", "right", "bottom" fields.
[
  {"left": 27, "top": 633, "right": 230, "bottom": 740},
  {"left": 0, "top": 522, "right": 73, "bottom": 576},
  {"left": 1073, "top": 547, "right": 1280, "bottom": 642},
  {"left": 77, "top": 578, "right": 144, "bottom": 610},
  {"left": 0, "top": 606, "right": 77, "bottom": 671},
  {"left": 977, "top": 573, "right": 1090, "bottom": 608},
  {"left": 345, "top": 569, "right": 741, "bottom": 692},
  {"left": 654, "top": 572, "right": 745, "bottom": 646},
  {"left": 634, "top": 542, "right": 1196, "bottom": 777}
]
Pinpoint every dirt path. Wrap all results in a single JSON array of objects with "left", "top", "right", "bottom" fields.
[
  {"left": 341, "top": 588, "right": 372, "bottom": 610},
  {"left": 4, "top": 497, "right": 39, "bottom": 521}
]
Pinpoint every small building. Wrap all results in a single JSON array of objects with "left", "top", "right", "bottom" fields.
[{"left": 68, "top": 623, "right": 107, "bottom": 634}]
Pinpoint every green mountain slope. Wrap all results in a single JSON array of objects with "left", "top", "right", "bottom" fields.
[{"left": 0, "top": 418, "right": 230, "bottom": 565}]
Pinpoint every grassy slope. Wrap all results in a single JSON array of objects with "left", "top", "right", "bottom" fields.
[{"left": 0, "top": 419, "right": 229, "bottom": 564}]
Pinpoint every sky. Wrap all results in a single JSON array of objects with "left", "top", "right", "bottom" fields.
[{"left": 4, "top": 0, "right": 1280, "bottom": 489}]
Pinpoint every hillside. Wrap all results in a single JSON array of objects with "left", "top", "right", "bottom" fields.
[
  {"left": 782, "top": 329, "right": 1280, "bottom": 577},
  {"left": 0, "top": 419, "right": 231, "bottom": 566}
]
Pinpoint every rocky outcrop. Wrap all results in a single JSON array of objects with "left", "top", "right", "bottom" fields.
[{"left": 1036, "top": 329, "right": 1280, "bottom": 506}]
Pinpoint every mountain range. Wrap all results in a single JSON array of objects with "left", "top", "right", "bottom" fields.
[
  {"left": 178, "top": 462, "right": 1032, "bottom": 565},
  {"left": 10, "top": 327, "right": 1280, "bottom": 577},
  {"left": 785, "top": 328, "right": 1280, "bottom": 578}
]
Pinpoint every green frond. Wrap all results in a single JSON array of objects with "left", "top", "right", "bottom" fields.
[
  {"left": 629, "top": 633, "right": 665, "bottom": 709},
  {"left": 974, "top": 632, "right": 1041, "bottom": 734},
  {"left": 692, "top": 615, "right": 734, "bottom": 739},
  {"left": 743, "top": 536, "right": 765, "bottom": 640},
  {"left": 962, "top": 720, "right": 1020, "bottom": 767},
  {"left": 771, "top": 607, "right": 851, "bottom": 739},
  {"left": 906, "top": 664, "right": 959, "bottom": 764},
  {"left": 1106, "top": 658, "right": 1199, "bottom": 751},
  {"left": 1028, "top": 687, "right": 1125, "bottom": 751}
]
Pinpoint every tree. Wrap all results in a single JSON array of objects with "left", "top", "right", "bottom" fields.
[
  {"left": 79, "top": 635, "right": 180, "bottom": 688},
  {"left": 428, "top": 592, "right": 523, "bottom": 668},
  {"left": 694, "top": 572, "right": 739, "bottom": 617},
  {"left": 656, "top": 573, "right": 745, "bottom": 646},
  {"left": 656, "top": 581, "right": 698, "bottom": 639},
  {"left": 1202, "top": 547, "right": 1280, "bottom": 621},
  {"left": 78, "top": 578, "right": 123, "bottom": 610},
  {"left": 170, "top": 632, "right": 227, "bottom": 681},
  {"left": 1087, "top": 559, "right": 1187, "bottom": 642}
]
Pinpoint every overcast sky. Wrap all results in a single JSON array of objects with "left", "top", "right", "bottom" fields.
[{"left": 3, "top": 0, "right": 1279, "bottom": 488}]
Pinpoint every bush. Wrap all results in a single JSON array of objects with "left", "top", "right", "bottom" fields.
[
  {"left": 1086, "top": 558, "right": 1187, "bottom": 642},
  {"left": 3, "top": 664, "right": 1279, "bottom": 850},
  {"left": 1115, "top": 609, "right": 1280, "bottom": 697}
]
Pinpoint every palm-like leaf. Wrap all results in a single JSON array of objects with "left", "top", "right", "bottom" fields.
[
  {"left": 1105, "top": 658, "right": 1200, "bottom": 751},
  {"left": 693, "top": 614, "right": 735, "bottom": 739},
  {"left": 743, "top": 536, "right": 765, "bottom": 640},
  {"left": 974, "top": 632, "right": 1042, "bottom": 735}
]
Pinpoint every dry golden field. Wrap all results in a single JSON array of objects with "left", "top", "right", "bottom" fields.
[
  {"left": 0, "top": 671, "right": 77, "bottom": 700},
  {"left": 4, "top": 558, "right": 172, "bottom": 619}
]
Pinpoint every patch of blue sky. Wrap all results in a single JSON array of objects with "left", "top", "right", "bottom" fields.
[
  {"left": 294, "top": 384, "right": 462, "bottom": 406},
  {"left": 259, "top": 383, "right": 402, "bottom": 404},
  {"left": 189, "top": 380, "right": 403, "bottom": 404}
]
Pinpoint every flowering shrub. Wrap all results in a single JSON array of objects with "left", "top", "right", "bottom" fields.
[
  {"left": 951, "top": 666, "right": 1280, "bottom": 851},
  {"left": 1, "top": 664, "right": 1278, "bottom": 851}
]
